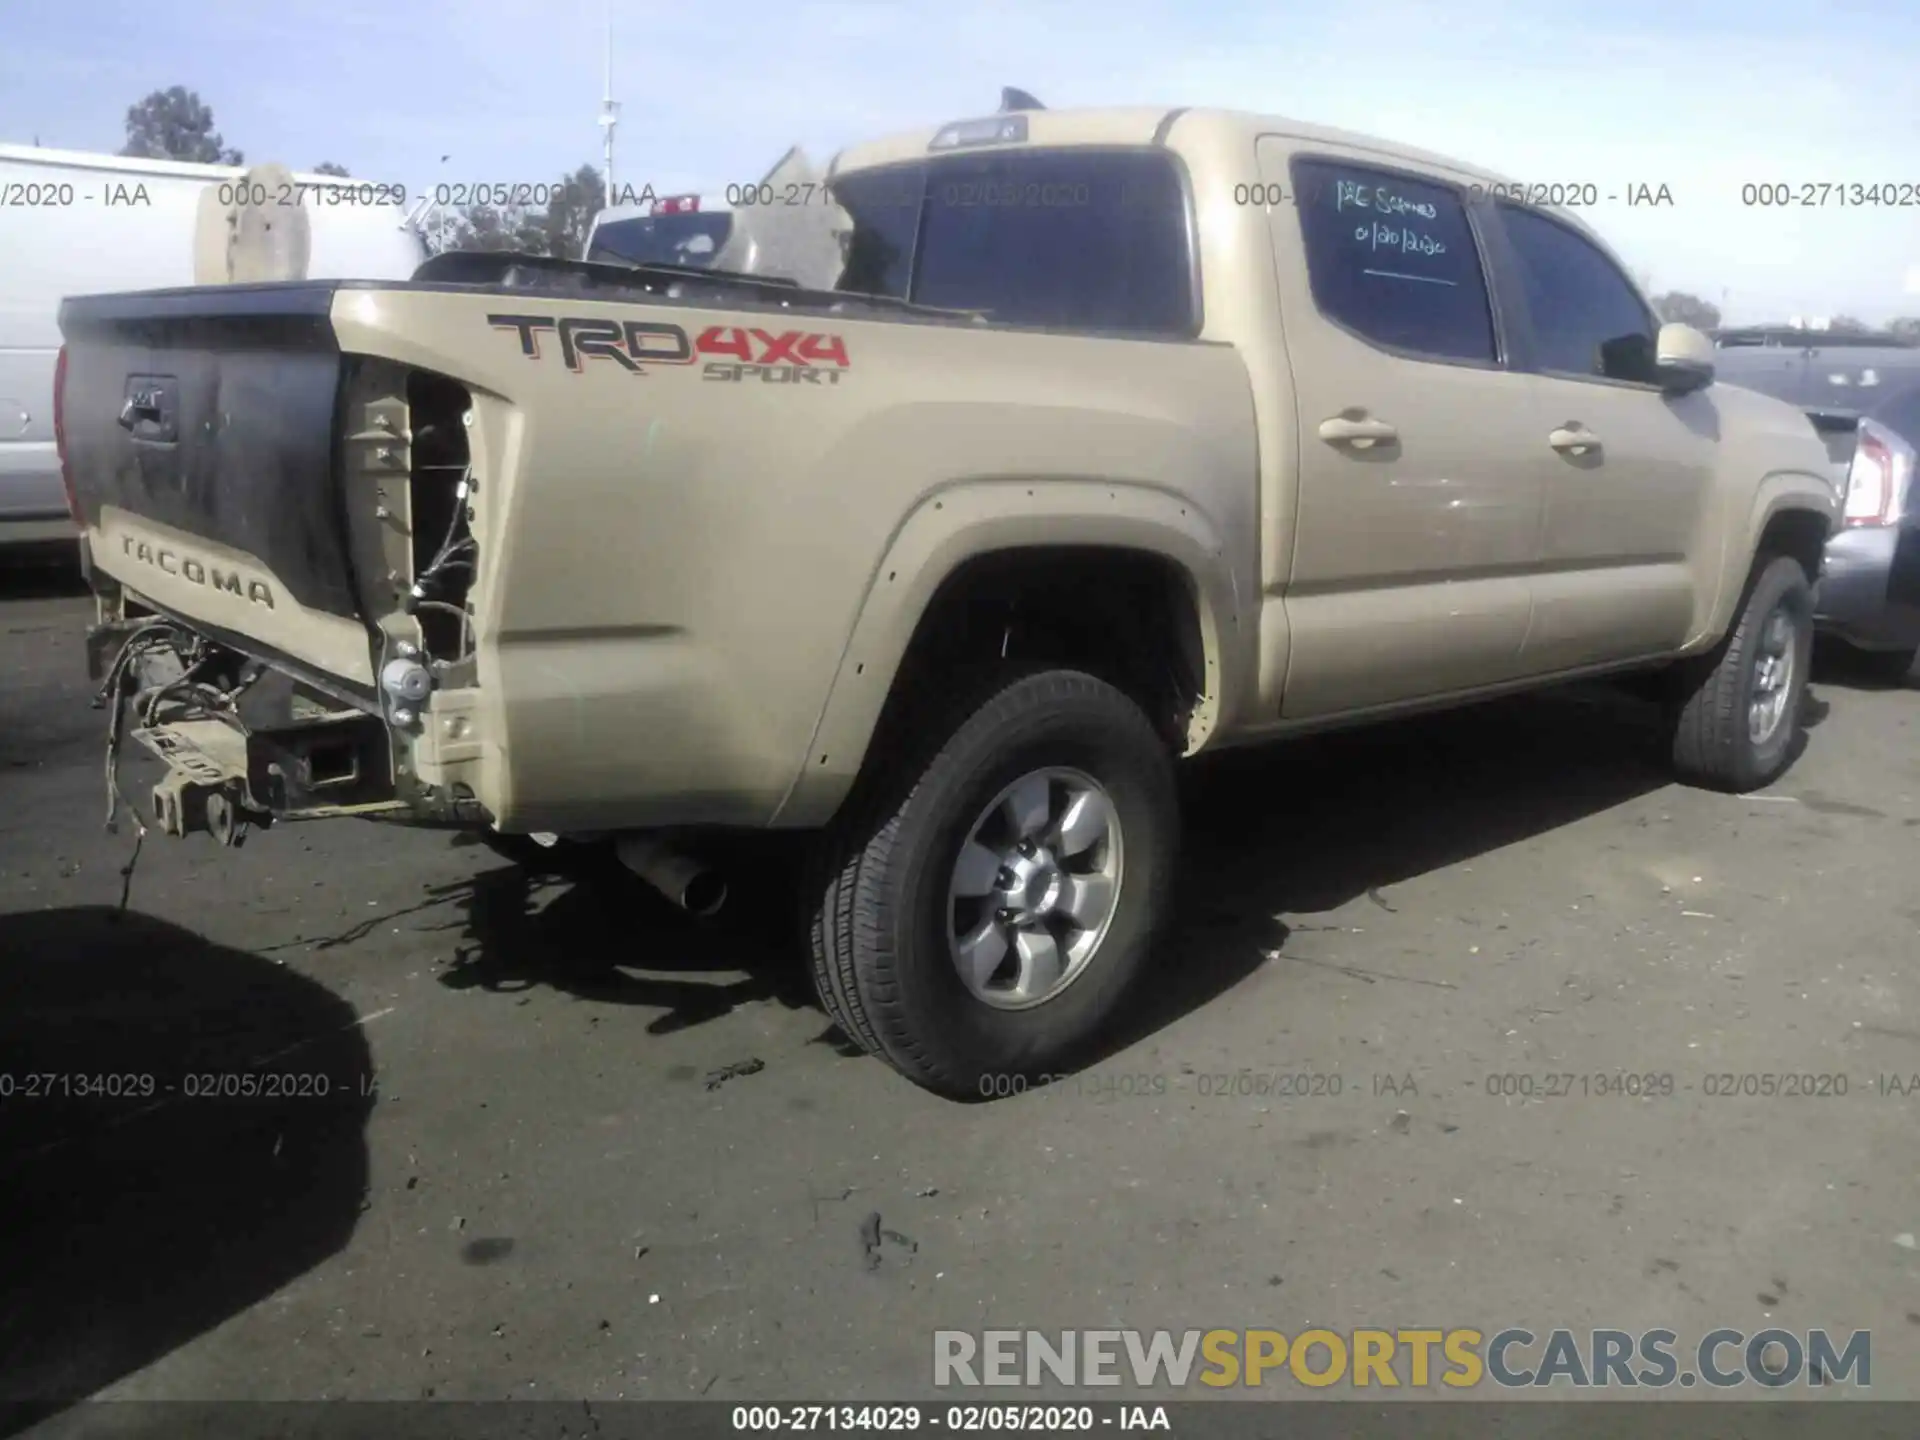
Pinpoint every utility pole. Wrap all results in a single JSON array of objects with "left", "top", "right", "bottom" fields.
[{"left": 598, "top": 1, "right": 620, "bottom": 208}]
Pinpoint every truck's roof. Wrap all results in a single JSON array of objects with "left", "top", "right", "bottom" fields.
[
  {"left": 831, "top": 106, "right": 1519, "bottom": 192},
  {"left": 829, "top": 103, "right": 1612, "bottom": 266}
]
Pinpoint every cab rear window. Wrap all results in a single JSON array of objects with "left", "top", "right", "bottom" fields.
[{"left": 831, "top": 149, "right": 1196, "bottom": 338}]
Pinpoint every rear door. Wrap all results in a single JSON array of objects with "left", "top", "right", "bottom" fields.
[
  {"left": 1256, "top": 143, "right": 1545, "bottom": 718},
  {"left": 1487, "top": 202, "right": 1714, "bottom": 672}
]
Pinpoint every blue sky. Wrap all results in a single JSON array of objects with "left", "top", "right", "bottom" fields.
[{"left": 5, "top": 0, "right": 1918, "bottom": 323}]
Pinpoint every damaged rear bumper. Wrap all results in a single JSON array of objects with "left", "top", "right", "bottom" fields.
[
  {"left": 86, "top": 609, "right": 482, "bottom": 844},
  {"left": 137, "top": 712, "right": 402, "bottom": 842}
]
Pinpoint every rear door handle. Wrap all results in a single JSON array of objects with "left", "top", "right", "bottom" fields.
[
  {"left": 1318, "top": 415, "right": 1399, "bottom": 448},
  {"left": 1549, "top": 425, "right": 1601, "bottom": 456}
]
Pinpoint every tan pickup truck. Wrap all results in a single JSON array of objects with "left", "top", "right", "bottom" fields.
[{"left": 57, "top": 104, "right": 1840, "bottom": 1095}]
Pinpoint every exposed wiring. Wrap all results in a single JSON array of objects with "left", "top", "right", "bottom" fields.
[
  {"left": 413, "top": 600, "right": 473, "bottom": 659},
  {"left": 420, "top": 467, "right": 472, "bottom": 574},
  {"left": 94, "top": 621, "right": 264, "bottom": 908},
  {"left": 95, "top": 620, "right": 178, "bottom": 909},
  {"left": 406, "top": 463, "right": 477, "bottom": 662}
]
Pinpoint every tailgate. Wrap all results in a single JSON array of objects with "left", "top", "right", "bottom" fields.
[{"left": 59, "top": 282, "right": 375, "bottom": 685}]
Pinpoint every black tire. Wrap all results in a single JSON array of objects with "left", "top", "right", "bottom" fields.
[
  {"left": 1669, "top": 554, "right": 1815, "bottom": 791},
  {"left": 805, "top": 668, "right": 1179, "bottom": 1097}
]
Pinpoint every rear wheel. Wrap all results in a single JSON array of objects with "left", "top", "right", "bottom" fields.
[
  {"left": 1669, "top": 554, "right": 1814, "bottom": 791},
  {"left": 806, "top": 668, "right": 1179, "bottom": 1097}
]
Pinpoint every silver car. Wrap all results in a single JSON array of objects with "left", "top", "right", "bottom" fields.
[{"left": 1714, "top": 327, "right": 1920, "bottom": 681}]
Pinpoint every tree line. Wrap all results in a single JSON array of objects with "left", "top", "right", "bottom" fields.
[{"left": 117, "top": 85, "right": 600, "bottom": 258}]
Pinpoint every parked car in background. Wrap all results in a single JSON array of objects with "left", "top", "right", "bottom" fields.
[
  {"left": 584, "top": 147, "right": 847, "bottom": 290},
  {"left": 586, "top": 192, "right": 736, "bottom": 269},
  {"left": 1713, "top": 325, "right": 1920, "bottom": 679},
  {"left": 0, "top": 143, "right": 426, "bottom": 557}
]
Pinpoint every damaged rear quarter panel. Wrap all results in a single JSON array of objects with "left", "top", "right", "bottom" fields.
[{"left": 330, "top": 285, "right": 1259, "bottom": 833}]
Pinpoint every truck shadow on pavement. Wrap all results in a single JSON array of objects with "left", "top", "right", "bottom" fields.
[
  {"left": 1099, "top": 685, "right": 1727, "bottom": 1058},
  {"left": 0, "top": 907, "right": 375, "bottom": 1433},
  {"left": 427, "top": 840, "right": 820, "bottom": 1036},
  {"left": 421, "top": 682, "right": 1829, "bottom": 1082}
]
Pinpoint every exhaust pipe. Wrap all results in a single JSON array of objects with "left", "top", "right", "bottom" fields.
[{"left": 616, "top": 834, "right": 728, "bottom": 918}]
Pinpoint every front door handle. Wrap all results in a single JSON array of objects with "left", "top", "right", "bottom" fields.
[
  {"left": 1318, "top": 414, "right": 1399, "bottom": 449},
  {"left": 1549, "top": 425, "right": 1601, "bottom": 456}
]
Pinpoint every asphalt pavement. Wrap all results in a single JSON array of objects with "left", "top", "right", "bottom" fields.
[{"left": 4, "top": 561, "right": 1919, "bottom": 1419}]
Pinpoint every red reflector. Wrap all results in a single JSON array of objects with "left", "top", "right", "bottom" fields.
[
  {"left": 52, "top": 343, "right": 78, "bottom": 521},
  {"left": 651, "top": 194, "right": 699, "bottom": 214}
]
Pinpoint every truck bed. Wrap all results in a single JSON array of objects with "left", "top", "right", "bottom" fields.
[{"left": 57, "top": 251, "right": 1257, "bottom": 837}]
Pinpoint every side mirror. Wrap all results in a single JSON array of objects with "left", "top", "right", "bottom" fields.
[{"left": 1656, "top": 322, "right": 1715, "bottom": 395}]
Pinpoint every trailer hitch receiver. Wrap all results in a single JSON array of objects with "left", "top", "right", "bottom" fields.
[{"left": 149, "top": 772, "right": 260, "bottom": 846}]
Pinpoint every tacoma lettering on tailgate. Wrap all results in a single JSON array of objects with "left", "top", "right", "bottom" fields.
[
  {"left": 488, "top": 315, "right": 851, "bottom": 383},
  {"left": 121, "top": 536, "right": 276, "bottom": 608}
]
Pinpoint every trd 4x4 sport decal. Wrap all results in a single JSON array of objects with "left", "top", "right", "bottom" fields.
[{"left": 488, "top": 316, "right": 851, "bottom": 384}]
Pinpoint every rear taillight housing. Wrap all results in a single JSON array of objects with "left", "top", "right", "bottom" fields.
[
  {"left": 1843, "top": 417, "right": 1915, "bottom": 527},
  {"left": 651, "top": 194, "right": 699, "bottom": 214},
  {"left": 52, "top": 343, "right": 77, "bottom": 521}
]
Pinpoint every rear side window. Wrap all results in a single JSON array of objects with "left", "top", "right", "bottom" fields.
[
  {"left": 832, "top": 149, "right": 1195, "bottom": 337},
  {"left": 1496, "top": 204, "right": 1658, "bottom": 384},
  {"left": 832, "top": 167, "right": 923, "bottom": 298},
  {"left": 1290, "top": 158, "right": 1496, "bottom": 364}
]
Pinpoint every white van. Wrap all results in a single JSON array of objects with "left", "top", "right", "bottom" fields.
[{"left": 0, "top": 144, "right": 427, "bottom": 551}]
